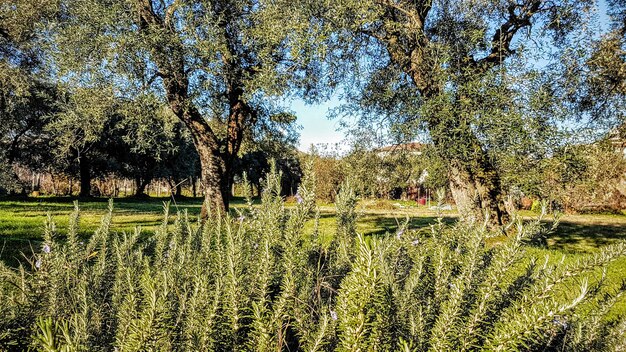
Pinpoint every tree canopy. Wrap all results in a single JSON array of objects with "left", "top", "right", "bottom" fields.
[
  {"left": 276, "top": 0, "right": 621, "bottom": 226},
  {"left": 37, "top": 0, "right": 307, "bottom": 211},
  {"left": 0, "top": 0, "right": 624, "bottom": 222}
]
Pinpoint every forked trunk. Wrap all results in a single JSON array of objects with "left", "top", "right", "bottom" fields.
[
  {"left": 373, "top": 0, "right": 536, "bottom": 229},
  {"left": 134, "top": 176, "right": 149, "bottom": 197},
  {"left": 137, "top": 0, "right": 249, "bottom": 219}
]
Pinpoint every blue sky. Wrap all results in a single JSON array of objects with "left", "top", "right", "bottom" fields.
[
  {"left": 290, "top": 96, "right": 346, "bottom": 152},
  {"left": 290, "top": 0, "right": 612, "bottom": 152}
]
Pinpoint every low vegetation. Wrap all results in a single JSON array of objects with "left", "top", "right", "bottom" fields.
[
  {"left": 1, "top": 167, "right": 625, "bottom": 351},
  {"left": 2, "top": 1, "right": 625, "bottom": 350}
]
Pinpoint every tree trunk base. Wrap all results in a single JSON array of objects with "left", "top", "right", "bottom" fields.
[{"left": 449, "top": 162, "right": 509, "bottom": 229}]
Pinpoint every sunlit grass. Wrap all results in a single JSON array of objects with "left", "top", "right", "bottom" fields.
[
  {"left": 1, "top": 196, "right": 625, "bottom": 264},
  {"left": 2, "top": 196, "right": 625, "bottom": 248},
  {"left": 1, "top": 196, "right": 626, "bottom": 319}
]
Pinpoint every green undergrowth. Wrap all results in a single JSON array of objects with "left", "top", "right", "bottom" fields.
[{"left": 1, "top": 165, "right": 626, "bottom": 351}]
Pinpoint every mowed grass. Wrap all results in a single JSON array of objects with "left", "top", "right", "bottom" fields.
[
  {"left": 2, "top": 196, "right": 626, "bottom": 252},
  {"left": 2, "top": 196, "right": 626, "bottom": 316},
  {"left": 1, "top": 195, "right": 626, "bottom": 264},
  {"left": 0, "top": 197, "right": 204, "bottom": 239},
  {"left": 0, "top": 197, "right": 205, "bottom": 265}
]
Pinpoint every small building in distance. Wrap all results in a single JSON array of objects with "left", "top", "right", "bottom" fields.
[
  {"left": 374, "top": 142, "right": 425, "bottom": 158},
  {"left": 373, "top": 142, "right": 429, "bottom": 201},
  {"left": 609, "top": 129, "right": 626, "bottom": 159}
]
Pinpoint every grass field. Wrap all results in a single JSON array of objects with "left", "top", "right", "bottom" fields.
[
  {"left": 2, "top": 195, "right": 626, "bottom": 317},
  {"left": 2, "top": 196, "right": 625, "bottom": 260}
]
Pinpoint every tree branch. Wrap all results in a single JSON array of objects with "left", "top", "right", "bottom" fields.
[
  {"left": 165, "top": 0, "right": 182, "bottom": 29},
  {"left": 0, "top": 27, "right": 9, "bottom": 41},
  {"left": 379, "top": 0, "right": 422, "bottom": 27},
  {"left": 137, "top": 0, "right": 164, "bottom": 30},
  {"left": 134, "top": 0, "right": 220, "bottom": 150},
  {"left": 471, "top": 0, "right": 542, "bottom": 73}
]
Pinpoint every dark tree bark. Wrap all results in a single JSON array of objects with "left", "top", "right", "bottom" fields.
[
  {"left": 175, "top": 181, "right": 182, "bottom": 197},
  {"left": 191, "top": 177, "right": 197, "bottom": 198},
  {"left": 167, "top": 177, "right": 184, "bottom": 197},
  {"left": 78, "top": 156, "right": 91, "bottom": 197},
  {"left": 134, "top": 175, "right": 152, "bottom": 197}
]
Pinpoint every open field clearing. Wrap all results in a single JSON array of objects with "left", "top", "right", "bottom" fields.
[
  {"left": 2, "top": 197, "right": 625, "bottom": 262},
  {"left": 2, "top": 191, "right": 626, "bottom": 350}
]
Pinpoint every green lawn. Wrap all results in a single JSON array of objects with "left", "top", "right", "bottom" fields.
[
  {"left": 0, "top": 197, "right": 204, "bottom": 265},
  {"left": 2, "top": 196, "right": 626, "bottom": 317},
  {"left": 1, "top": 196, "right": 626, "bottom": 264},
  {"left": 0, "top": 197, "right": 203, "bottom": 238}
]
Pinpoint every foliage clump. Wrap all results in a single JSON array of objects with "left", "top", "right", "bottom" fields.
[{"left": 1, "top": 168, "right": 626, "bottom": 351}]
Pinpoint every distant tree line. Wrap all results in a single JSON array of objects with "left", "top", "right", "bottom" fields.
[{"left": 306, "top": 139, "right": 626, "bottom": 214}]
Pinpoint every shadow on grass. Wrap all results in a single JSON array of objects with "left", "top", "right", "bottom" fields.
[
  {"left": 2, "top": 196, "right": 624, "bottom": 265},
  {"left": 1, "top": 237, "right": 39, "bottom": 268},
  {"left": 0, "top": 228, "right": 161, "bottom": 268},
  {"left": 357, "top": 215, "right": 626, "bottom": 252},
  {"left": 0, "top": 195, "right": 253, "bottom": 204},
  {"left": 548, "top": 221, "right": 626, "bottom": 252},
  {"left": 0, "top": 196, "right": 258, "bottom": 217},
  {"left": 358, "top": 215, "right": 456, "bottom": 236}
]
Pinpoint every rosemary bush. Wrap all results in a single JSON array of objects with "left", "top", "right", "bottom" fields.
[{"left": 1, "top": 166, "right": 625, "bottom": 351}]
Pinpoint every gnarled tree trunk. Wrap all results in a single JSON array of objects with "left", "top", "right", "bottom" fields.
[
  {"left": 134, "top": 175, "right": 151, "bottom": 197},
  {"left": 427, "top": 111, "right": 508, "bottom": 228},
  {"left": 365, "top": 0, "right": 543, "bottom": 228},
  {"left": 194, "top": 141, "right": 228, "bottom": 217},
  {"left": 448, "top": 160, "right": 508, "bottom": 227},
  {"left": 136, "top": 0, "right": 258, "bottom": 218}
]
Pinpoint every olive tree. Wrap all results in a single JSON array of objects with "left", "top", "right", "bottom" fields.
[
  {"left": 54, "top": 0, "right": 304, "bottom": 214},
  {"left": 288, "top": 0, "right": 599, "bottom": 226},
  {"left": 0, "top": 0, "right": 60, "bottom": 193}
]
